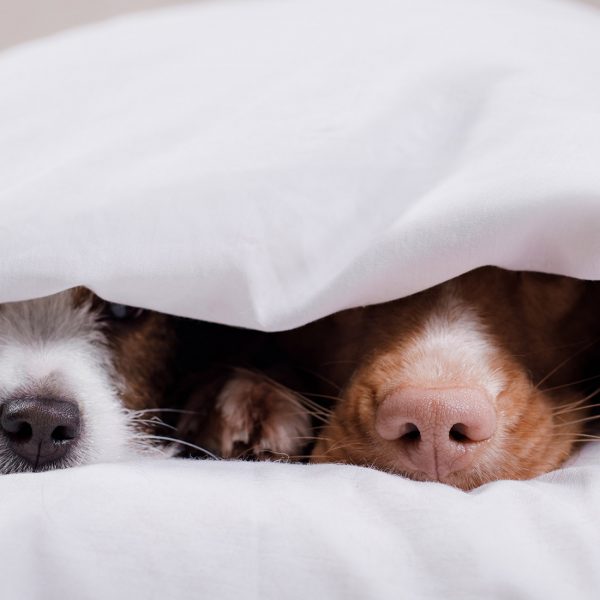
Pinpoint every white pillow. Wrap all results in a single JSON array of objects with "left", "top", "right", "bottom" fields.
[
  {"left": 0, "top": 0, "right": 599, "bottom": 330},
  {"left": 2, "top": 1, "right": 600, "bottom": 598}
]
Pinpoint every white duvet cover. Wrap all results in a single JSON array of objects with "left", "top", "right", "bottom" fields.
[{"left": 1, "top": 0, "right": 600, "bottom": 598}]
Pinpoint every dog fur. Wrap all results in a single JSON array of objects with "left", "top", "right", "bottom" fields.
[{"left": 179, "top": 267, "right": 600, "bottom": 490}]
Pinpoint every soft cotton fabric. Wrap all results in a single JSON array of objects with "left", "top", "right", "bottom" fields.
[
  {"left": 1, "top": 0, "right": 600, "bottom": 598},
  {"left": 1, "top": 0, "right": 600, "bottom": 330},
  {"left": 0, "top": 452, "right": 599, "bottom": 600}
]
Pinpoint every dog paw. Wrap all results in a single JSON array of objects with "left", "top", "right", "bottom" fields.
[{"left": 212, "top": 371, "right": 311, "bottom": 460}]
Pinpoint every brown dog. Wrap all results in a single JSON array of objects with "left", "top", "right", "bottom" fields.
[{"left": 307, "top": 268, "right": 599, "bottom": 489}]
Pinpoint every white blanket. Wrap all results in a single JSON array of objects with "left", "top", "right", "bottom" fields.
[{"left": 1, "top": 0, "right": 600, "bottom": 598}]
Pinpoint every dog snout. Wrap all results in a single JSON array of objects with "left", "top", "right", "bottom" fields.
[
  {"left": 0, "top": 398, "right": 81, "bottom": 469},
  {"left": 375, "top": 387, "right": 496, "bottom": 481}
]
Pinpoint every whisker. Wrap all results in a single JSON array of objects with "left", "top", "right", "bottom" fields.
[
  {"left": 556, "top": 414, "right": 600, "bottom": 427},
  {"left": 323, "top": 437, "right": 369, "bottom": 456},
  {"left": 541, "top": 373, "right": 600, "bottom": 393},
  {"left": 536, "top": 338, "right": 600, "bottom": 390},
  {"left": 290, "top": 435, "right": 335, "bottom": 443},
  {"left": 129, "top": 418, "right": 179, "bottom": 432},
  {"left": 296, "top": 391, "right": 343, "bottom": 405},
  {"left": 297, "top": 366, "right": 343, "bottom": 392},
  {"left": 293, "top": 455, "right": 324, "bottom": 460},
  {"left": 294, "top": 408, "right": 332, "bottom": 424},
  {"left": 250, "top": 449, "right": 292, "bottom": 461},
  {"left": 282, "top": 408, "right": 330, "bottom": 424},
  {"left": 129, "top": 408, "right": 203, "bottom": 416},
  {"left": 293, "top": 393, "right": 334, "bottom": 410},
  {"left": 552, "top": 401, "right": 600, "bottom": 417},
  {"left": 139, "top": 435, "right": 221, "bottom": 461},
  {"left": 552, "top": 388, "right": 600, "bottom": 416},
  {"left": 291, "top": 395, "right": 333, "bottom": 416},
  {"left": 550, "top": 433, "right": 600, "bottom": 439}
]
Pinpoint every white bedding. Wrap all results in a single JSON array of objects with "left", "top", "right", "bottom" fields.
[{"left": 1, "top": 0, "right": 600, "bottom": 597}]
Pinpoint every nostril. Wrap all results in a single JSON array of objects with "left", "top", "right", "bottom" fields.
[
  {"left": 449, "top": 423, "right": 470, "bottom": 443},
  {"left": 51, "top": 425, "right": 78, "bottom": 443},
  {"left": 399, "top": 423, "right": 421, "bottom": 442},
  {"left": 5, "top": 421, "right": 33, "bottom": 444}
]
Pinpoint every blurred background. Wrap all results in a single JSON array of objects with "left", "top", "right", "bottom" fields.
[
  {"left": 0, "top": 0, "right": 598, "bottom": 51},
  {"left": 0, "top": 0, "right": 193, "bottom": 50}
]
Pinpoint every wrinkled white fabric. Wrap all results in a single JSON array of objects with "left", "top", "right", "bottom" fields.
[
  {"left": 1, "top": 0, "right": 600, "bottom": 598},
  {"left": 1, "top": 0, "right": 600, "bottom": 330},
  {"left": 1, "top": 454, "right": 600, "bottom": 600}
]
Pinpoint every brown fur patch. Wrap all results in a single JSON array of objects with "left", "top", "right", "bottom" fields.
[{"left": 71, "top": 288, "right": 176, "bottom": 413}]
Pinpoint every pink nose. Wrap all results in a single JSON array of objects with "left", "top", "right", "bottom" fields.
[{"left": 375, "top": 387, "right": 496, "bottom": 481}]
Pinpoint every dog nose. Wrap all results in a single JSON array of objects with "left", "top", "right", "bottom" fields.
[
  {"left": 375, "top": 387, "right": 496, "bottom": 481},
  {"left": 0, "top": 398, "right": 81, "bottom": 469}
]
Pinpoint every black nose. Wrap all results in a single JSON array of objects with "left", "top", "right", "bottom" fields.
[{"left": 0, "top": 398, "right": 81, "bottom": 470}]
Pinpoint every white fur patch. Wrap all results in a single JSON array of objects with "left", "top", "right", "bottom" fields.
[{"left": 395, "top": 291, "right": 506, "bottom": 399}]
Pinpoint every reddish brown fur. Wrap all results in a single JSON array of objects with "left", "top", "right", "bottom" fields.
[{"left": 73, "top": 287, "right": 176, "bottom": 413}]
